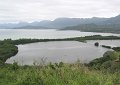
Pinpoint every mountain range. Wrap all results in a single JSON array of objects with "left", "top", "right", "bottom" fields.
[
  {"left": 0, "top": 15, "right": 120, "bottom": 33},
  {"left": 62, "top": 15, "right": 120, "bottom": 33}
]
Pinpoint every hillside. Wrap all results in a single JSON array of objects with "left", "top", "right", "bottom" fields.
[
  {"left": 61, "top": 15, "right": 120, "bottom": 33},
  {"left": 62, "top": 23, "right": 120, "bottom": 33},
  {"left": 12, "top": 25, "right": 51, "bottom": 29},
  {"left": 41, "top": 17, "right": 108, "bottom": 28}
]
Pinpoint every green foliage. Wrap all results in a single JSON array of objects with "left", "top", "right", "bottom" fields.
[
  {"left": 101, "top": 60, "right": 113, "bottom": 69},
  {"left": 0, "top": 63, "right": 120, "bottom": 85},
  {"left": 18, "top": 72, "right": 44, "bottom": 85},
  {"left": 0, "top": 43, "right": 18, "bottom": 63},
  {"left": 10, "top": 61, "right": 19, "bottom": 70},
  {"left": 89, "top": 51, "right": 120, "bottom": 72},
  {"left": 0, "top": 60, "right": 4, "bottom": 66}
]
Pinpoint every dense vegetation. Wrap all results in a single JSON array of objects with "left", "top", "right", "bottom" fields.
[
  {"left": 88, "top": 51, "right": 120, "bottom": 72},
  {"left": 0, "top": 62, "right": 120, "bottom": 85},
  {"left": 0, "top": 43, "right": 18, "bottom": 64},
  {"left": 73, "top": 35, "right": 120, "bottom": 41}
]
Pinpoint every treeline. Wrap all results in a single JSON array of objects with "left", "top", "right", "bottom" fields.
[
  {"left": 79, "top": 35, "right": 120, "bottom": 40},
  {"left": 1, "top": 35, "right": 120, "bottom": 45},
  {"left": 0, "top": 38, "right": 73, "bottom": 45}
]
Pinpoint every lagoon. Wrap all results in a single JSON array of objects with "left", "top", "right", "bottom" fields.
[{"left": 6, "top": 40, "right": 120, "bottom": 65}]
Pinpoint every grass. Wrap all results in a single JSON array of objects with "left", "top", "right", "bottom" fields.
[{"left": 0, "top": 63, "right": 120, "bottom": 85}]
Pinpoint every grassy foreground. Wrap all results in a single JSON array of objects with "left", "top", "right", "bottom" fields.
[{"left": 0, "top": 62, "right": 120, "bottom": 85}]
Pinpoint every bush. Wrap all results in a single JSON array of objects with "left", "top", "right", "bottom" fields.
[
  {"left": 112, "top": 47, "right": 120, "bottom": 51},
  {"left": 101, "top": 60, "right": 112, "bottom": 69},
  {"left": 89, "top": 51, "right": 120, "bottom": 71},
  {"left": 19, "top": 76, "right": 44, "bottom": 85},
  {"left": 94, "top": 42, "right": 99, "bottom": 46},
  {"left": 11, "top": 61, "right": 19, "bottom": 70}
]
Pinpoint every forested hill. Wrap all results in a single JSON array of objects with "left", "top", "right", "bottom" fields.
[
  {"left": 62, "top": 23, "right": 120, "bottom": 33},
  {"left": 61, "top": 15, "right": 120, "bottom": 33}
]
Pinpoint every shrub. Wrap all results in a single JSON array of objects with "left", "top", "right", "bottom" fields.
[
  {"left": 94, "top": 42, "right": 99, "bottom": 46},
  {"left": 11, "top": 61, "right": 19, "bottom": 70}
]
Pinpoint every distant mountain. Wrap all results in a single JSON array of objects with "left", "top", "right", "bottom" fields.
[
  {"left": 40, "top": 17, "right": 108, "bottom": 28},
  {"left": 62, "top": 23, "right": 120, "bottom": 33},
  {"left": 12, "top": 25, "right": 51, "bottom": 29},
  {"left": 0, "top": 14, "right": 120, "bottom": 32},
  {"left": 0, "top": 17, "right": 108, "bottom": 29},
  {"left": 0, "top": 22, "right": 29, "bottom": 29},
  {"left": 106, "top": 15, "right": 120, "bottom": 24},
  {"left": 61, "top": 15, "right": 120, "bottom": 33}
]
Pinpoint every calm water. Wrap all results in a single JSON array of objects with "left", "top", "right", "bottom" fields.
[
  {"left": 0, "top": 29, "right": 120, "bottom": 40},
  {"left": 6, "top": 40, "right": 120, "bottom": 65}
]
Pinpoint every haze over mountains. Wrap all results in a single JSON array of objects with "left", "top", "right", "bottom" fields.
[
  {"left": 0, "top": 15, "right": 120, "bottom": 33},
  {"left": 62, "top": 15, "right": 120, "bottom": 33},
  {"left": 0, "top": 17, "right": 109, "bottom": 29}
]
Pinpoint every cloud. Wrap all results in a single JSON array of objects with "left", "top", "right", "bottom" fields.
[{"left": 0, "top": 0, "right": 120, "bottom": 23}]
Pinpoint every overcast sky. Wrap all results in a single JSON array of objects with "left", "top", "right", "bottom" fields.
[{"left": 0, "top": 0, "right": 120, "bottom": 23}]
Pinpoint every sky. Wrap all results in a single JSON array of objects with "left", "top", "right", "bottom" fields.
[{"left": 0, "top": 0, "right": 120, "bottom": 23}]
